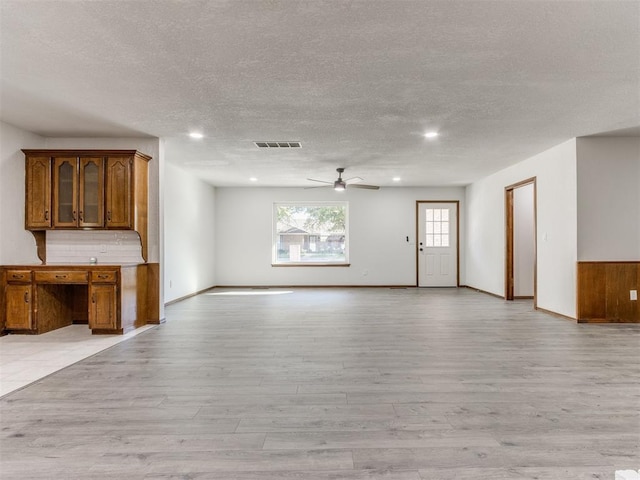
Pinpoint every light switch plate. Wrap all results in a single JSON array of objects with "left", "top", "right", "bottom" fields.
[{"left": 631, "top": 290, "right": 638, "bottom": 301}]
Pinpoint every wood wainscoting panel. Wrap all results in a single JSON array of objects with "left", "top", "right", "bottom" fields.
[
  {"left": 577, "top": 262, "right": 607, "bottom": 321},
  {"left": 145, "top": 263, "right": 161, "bottom": 324},
  {"left": 577, "top": 261, "right": 639, "bottom": 323},
  {"left": 606, "top": 263, "right": 638, "bottom": 322}
]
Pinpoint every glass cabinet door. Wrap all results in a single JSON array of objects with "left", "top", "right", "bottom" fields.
[
  {"left": 53, "top": 157, "right": 78, "bottom": 227},
  {"left": 79, "top": 157, "right": 104, "bottom": 227}
]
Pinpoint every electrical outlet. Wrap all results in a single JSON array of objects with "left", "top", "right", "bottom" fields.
[
  {"left": 100, "top": 244, "right": 107, "bottom": 253},
  {"left": 631, "top": 290, "right": 638, "bottom": 301}
]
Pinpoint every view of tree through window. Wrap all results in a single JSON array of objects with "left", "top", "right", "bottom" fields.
[{"left": 274, "top": 203, "right": 348, "bottom": 264}]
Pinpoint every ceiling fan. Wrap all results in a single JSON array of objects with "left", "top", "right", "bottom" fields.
[{"left": 306, "top": 168, "right": 380, "bottom": 191}]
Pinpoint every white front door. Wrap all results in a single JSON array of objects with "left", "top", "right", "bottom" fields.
[{"left": 418, "top": 202, "right": 458, "bottom": 287}]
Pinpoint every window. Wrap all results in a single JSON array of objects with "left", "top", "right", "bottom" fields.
[
  {"left": 425, "top": 208, "right": 450, "bottom": 247},
  {"left": 273, "top": 202, "right": 348, "bottom": 265}
]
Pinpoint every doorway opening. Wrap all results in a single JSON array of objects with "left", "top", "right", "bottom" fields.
[
  {"left": 505, "top": 178, "right": 537, "bottom": 307},
  {"left": 416, "top": 201, "right": 460, "bottom": 287}
]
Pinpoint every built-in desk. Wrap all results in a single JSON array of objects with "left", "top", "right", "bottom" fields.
[{"left": 1, "top": 264, "right": 150, "bottom": 335}]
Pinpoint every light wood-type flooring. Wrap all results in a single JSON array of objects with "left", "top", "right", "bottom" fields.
[{"left": 1, "top": 287, "right": 639, "bottom": 479}]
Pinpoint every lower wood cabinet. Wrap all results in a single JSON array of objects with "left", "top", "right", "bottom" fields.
[
  {"left": 4, "top": 284, "right": 32, "bottom": 330},
  {"left": 89, "top": 284, "right": 117, "bottom": 331},
  {"left": 1, "top": 264, "right": 151, "bottom": 335}
]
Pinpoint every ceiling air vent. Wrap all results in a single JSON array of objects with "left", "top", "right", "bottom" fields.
[{"left": 254, "top": 141, "right": 301, "bottom": 148}]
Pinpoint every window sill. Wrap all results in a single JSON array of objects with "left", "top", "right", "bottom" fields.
[{"left": 271, "top": 263, "right": 351, "bottom": 267}]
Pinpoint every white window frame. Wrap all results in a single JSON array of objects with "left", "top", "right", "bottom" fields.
[{"left": 272, "top": 201, "right": 350, "bottom": 266}]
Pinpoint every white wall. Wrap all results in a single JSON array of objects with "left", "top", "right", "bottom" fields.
[
  {"left": 164, "top": 162, "right": 216, "bottom": 303},
  {"left": 577, "top": 137, "right": 640, "bottom": 261},
  {"left": 215, "top": 186, "right": 465, "bottom": 286},
  {"left": 46, "top": 231, "right": 143, "bottom": 264},
  {"left": 465, "top": 139, "right": 578, "bottom": 318},
  {"left": 513, "top": 183, "right": 535, "bottom": 297},
  {"left": 0, "top": 122, "right": 45, "bottom": 264}
]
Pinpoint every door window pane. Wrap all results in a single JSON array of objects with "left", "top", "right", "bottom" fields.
[{"left": 425, "top": 207, "right": 450, "bottom": 248}]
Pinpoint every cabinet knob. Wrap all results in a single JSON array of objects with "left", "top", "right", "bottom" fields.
[
  {"left": 107, "top": 211, "right": 111, "bottom": 222},
  {"left": 45, "top": 210, "right": 49, "bottom": 221},
  {"left": 72, "top": 210, "right": 77, "bottom": 221},
  {"left": 79, "top": 210, "right": 84, "bottom": 222},
  {"left": 92, "top": 293, "right": 96, "bottom": 303},
  {"left": 24, "top": 291, "right": 29, "bottom": 303}
]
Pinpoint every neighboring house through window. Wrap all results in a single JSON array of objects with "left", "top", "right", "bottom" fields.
[{"left": 273, "top": 202, "right": 348, "bottom": 265}]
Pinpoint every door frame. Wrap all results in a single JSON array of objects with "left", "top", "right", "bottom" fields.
[
  {"left": 415, "top": 200, "right": 460, "bottom": 287},
  {"left": 505, "top": 177, "right": 537, "bottom": 307}
]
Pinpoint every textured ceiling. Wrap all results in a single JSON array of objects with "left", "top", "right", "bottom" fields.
[{"left": 1, "top": 0, "right": 639, "bottom": 187}]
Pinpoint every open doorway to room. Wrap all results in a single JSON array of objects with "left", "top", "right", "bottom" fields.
[{"left": 505, "top": 178, "right": 537, "bottom": 307}]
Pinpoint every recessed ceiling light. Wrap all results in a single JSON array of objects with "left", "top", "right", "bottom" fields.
[
  {"left": 189, "top": 132, "right": 204, "bottom": 139},
  {"left": 392, "top": 177, "right": 401, "bottom": 182},
  {"left": 249, "top": 177, "right": 258, "bottom": 182},
  {"left": 424, "top": 131, "right": 439, "bottom": 139}
]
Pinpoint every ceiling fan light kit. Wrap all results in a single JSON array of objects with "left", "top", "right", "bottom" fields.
[{"left": 306, "top": 168, "right": 380, "bottom": 191}]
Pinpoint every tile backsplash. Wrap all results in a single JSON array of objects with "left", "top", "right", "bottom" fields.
[{"left": 46, "top": 231, "right": 144, "bottom": 264}]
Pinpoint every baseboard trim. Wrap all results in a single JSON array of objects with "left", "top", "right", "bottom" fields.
[
  {"left": 514, "top": 295, "right": 534, "bottom": 299},
  {"left": 165, "top": 286, "right": 215, "bottom": 306},
  {"left": 536, "top": 306, "right": 576, "bottom": 322},
  {"left": 460, "top": 285, "right": 505, "bottom": 300},
  {"left": 577, "top": 317, "right": 639, "bottom": 324},
  {"left": 213, "top": 285, "right": 417, "bottom": 289},
  {"left": 147, "top": 317, "right": 166, "bottom": 324}
]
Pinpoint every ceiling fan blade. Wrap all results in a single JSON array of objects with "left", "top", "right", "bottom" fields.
[
  {"left": 348, "top": 184, "right": 380, "bottom": 190},
  {"left": 307, "top": 178, "right": 333, "bottom": 184},
  {"left": 344, "top": 177, "right": 363, "bottom": 184}
]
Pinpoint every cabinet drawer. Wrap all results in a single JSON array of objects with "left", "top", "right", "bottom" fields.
[
  {"left": 91, "top": 270, "right": 117, "bottom": 283},
  {"left": 6, "top": 270, "right": 31, "bottom": 283},
  {"left": 34, "top": 271, "right": 88, "bottom": 284}
]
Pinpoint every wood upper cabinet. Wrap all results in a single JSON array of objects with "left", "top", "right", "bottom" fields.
[
  {"left": 105, "top": 156, "right": 132, "bottom": 228},
  {"left": 53, "top": 156, "right": 105, "bottom": 228},
  {"left": 25, "top": 156, "right": 52, "bottom": 229},
  {"left": 22, "top": 150, "right": 151, "bottom": 262},
  {"left": 79, "top": 157, "right": 105, "bottom": 227},
  {"left": 52, "top": 157, "right": 79, "bottom": 227}
]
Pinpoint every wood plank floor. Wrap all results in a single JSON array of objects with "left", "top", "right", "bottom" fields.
[{"left": 1, "top": 287, "right": 639, "bottom": 479}]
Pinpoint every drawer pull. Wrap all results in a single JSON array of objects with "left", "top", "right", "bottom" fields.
[
  {"left": 24, "top": 291, "right": 29, "bottom": 303},
  {"left": 97, "top": 274, "right": 110, "bottom": 279},
  {"left": 72, "top": 211, "right": 77, "bottom": 221},
  {"left": 55, "top": 274, "right": 67, "bottom": 279},
  {"left": 45, "top": 210, "right": 49, "bottom": 221},
  {"left": 107, "top": 210, "right": 111, "bottom": 222},
  {"left": 79, "top": 210, "right": 84, "bottom": 222},
  {"left": 11, "top": 274, "right": 25, "bottom": 279}
]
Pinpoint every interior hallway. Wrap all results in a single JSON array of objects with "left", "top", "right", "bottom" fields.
[{"left": 1, "top": 288, "right": 638, "bottom": 479}]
